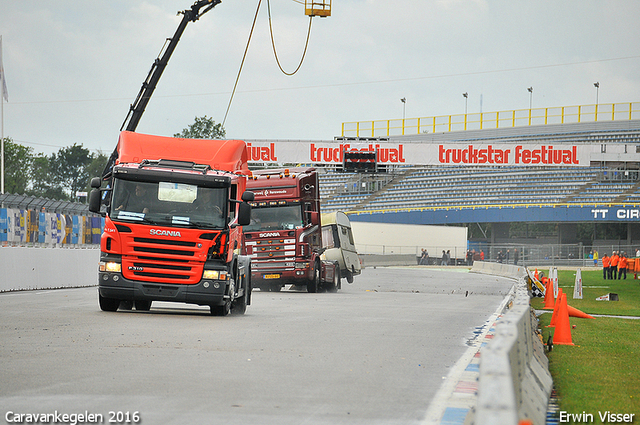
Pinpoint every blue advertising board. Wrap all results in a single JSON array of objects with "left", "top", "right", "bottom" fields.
[{"left": 349, "top": 204, "right": 640, "bottom": 225}]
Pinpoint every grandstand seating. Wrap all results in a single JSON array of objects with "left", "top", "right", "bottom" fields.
[
  {"left": 319, "top": 125, "right": 640, "bottom": 213},
  {"left": 320, "top": 166, "right": 618, "bottom": 212}
]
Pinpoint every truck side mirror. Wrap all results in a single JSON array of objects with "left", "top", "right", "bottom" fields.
[
  {"left": 238, "top": 202, "right": 251, "bottom": 226},
  {"left": 309, "top": 211, "right": 319, "bottom": 226},
  {"left": 90, "top": 177, "right": 102, "bottom": 189},
  {"left": 241, "top": 191, "right": 255, "bottom": 202},
  {"left": 88, "top": 188, "right": 102, "bottom": 214}
]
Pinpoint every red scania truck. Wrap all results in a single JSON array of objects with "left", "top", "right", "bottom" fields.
[
  {"left": 242, "top": 168, "right": 339, "bottom": 293},
  {"left": 89, "top": 131, "right": 254, "bottom": 316}
]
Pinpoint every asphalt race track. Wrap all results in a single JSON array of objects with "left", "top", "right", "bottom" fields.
[{"left": 0, "top": 267, "right": 513, "bottom": 425}]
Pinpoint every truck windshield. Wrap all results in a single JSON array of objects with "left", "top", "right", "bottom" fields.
[
  {"left": 244, "top": 205, "right": 303, "bottom": 232},
  {"left": 111, "top": 179, "right": 226, "bottom": 228}
]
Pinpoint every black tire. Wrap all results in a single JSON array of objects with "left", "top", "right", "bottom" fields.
[
  {"left": 119, "top": 300, "right": 133, "bottom": 310},
  {"left": 210, "top": 301, "right": 231, "bottom": 316},
  {"left": 134, "top": 300, "right": 152, "bottom": 311},
  {"left": 332, "top": 265, "right": 341, "bottom": 292},
  {"left": 346, "top": 269, "right": 354, "bottom": 284},
  {"left": 232, "top": 276, "right": 248, "bottom": 315},
  {"left": 99, "top": 294, "right": 120, "bottom": 312},
  {"left": 270, "top": 284, "right": 282, "bottom": 292},
  {"left": 307, "top": 260, "right": 321, "bottom": 293}
]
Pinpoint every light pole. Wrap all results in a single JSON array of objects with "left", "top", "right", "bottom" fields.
[
  {"left": 463, "top": 92, "right": 468, "bottom": 130},
  {"left": 463, "top": 92, "right": 468, "bottom": 115},
  {"left": 594, "top": 82, "right": 600, "bottom": 121},
  {"left": 527, "top": 87, "right": 533, "bottom": 125},
  {"left": 401, "top": 97, "right": 406, "bottom": 120}
]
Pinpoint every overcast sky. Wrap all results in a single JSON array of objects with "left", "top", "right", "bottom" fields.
[{"left": 1, "top": 0, "right": 639, "bottom": 156}]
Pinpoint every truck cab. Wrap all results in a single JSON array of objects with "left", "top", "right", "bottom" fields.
[
  {"left": 242, "top": 168, "right": 337, "bottom": 292},
  {"left": 90, "top": 131, "right": 254, "bottom": 316}
]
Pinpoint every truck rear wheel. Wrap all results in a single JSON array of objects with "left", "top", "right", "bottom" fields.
[{"left": 99, "top": 294, "right": 120, "bottom": 312}]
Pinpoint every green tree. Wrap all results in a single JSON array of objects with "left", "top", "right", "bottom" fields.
[
  {"left": 2, "top": 137, "right": 33, "bottom": 194},
  {"left": 50, "top": 144, "right": 93, "bottom": 199},
  {"left": 28, "top": 153, "right": 67, "bottom": 200},
  {"left": 174, "top": 115, "right": 226, "bottom": 139},
  {"left": 83, "top": 152, "right": 109, "bottom": 192}
]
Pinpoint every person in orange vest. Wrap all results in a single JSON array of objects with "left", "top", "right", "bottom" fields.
[
  {"left": 602, "top": 254, "right": 610, "bottom": 280},
  {"left": 610, "top": 251, "right": 620, "bottom": 279},
  {"left": 618, "top": 253, "right": 628, "bottom": 280}
]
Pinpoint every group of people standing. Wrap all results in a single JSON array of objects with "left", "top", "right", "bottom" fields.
[
  {"left": 601, "top": 251, "right": 629, "bottom": 279},
  {"left": 496, "top": 248, "right": 519, "bottom": 265}
]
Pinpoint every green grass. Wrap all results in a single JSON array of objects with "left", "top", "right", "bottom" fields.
[{"left": 530, "top": 269, "right": 640, "bottom": 422}]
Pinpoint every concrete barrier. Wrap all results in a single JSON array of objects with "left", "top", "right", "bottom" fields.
[
  {"left": 0, "top": 247, "right": 99, "bottom": 292},
  {"left": 471, "top": 262, "right": 553, "bottom": 425},
  {"left": 470, "top": 260, "right": 528, "bottom": 279}
]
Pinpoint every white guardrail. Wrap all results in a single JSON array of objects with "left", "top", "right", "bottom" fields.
[
  {"left": 471, "top": 261, "right": 552, "bottom": 425},
  {"left": 0, "top": 246, "right": 99, "bottom": 292}
]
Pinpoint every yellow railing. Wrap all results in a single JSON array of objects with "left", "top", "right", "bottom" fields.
[{"left": 341, "top": 102, "right": 640, "bottom": 138}]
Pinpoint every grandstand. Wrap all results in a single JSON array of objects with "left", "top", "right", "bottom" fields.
[
  {"left": 312, "top": 118, "right": 640, "bottom": 253},
  {"left": 320, "top": 119, "right": 640, "bottom": 214},
  {"left": 319, "top": 166, "right": 640, "bottom": 212}
]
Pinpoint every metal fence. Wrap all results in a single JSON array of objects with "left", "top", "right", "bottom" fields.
[
  {"left": 356, "top": 241, "right": 638, "bottom": 268},
  {"left": 1, "top": 194, "right": 101, "bottom": 248},
  {"left": 0, "top": 193, "right": 91, "bottom": 215}
]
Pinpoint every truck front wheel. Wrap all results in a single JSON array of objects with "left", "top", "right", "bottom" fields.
[
  {"left": 210, "top": 301, "right": 231, "bottom": 316},
  {"left": 232, "top": 276, "right": 248, "bottom": 315},
  {"left": 135, "top": 300, "right": 152, "bottom": 311},
  {"left": 99, "top": 294, "right": 120, "bottom": 312},
  {"left": 307, "top": 260, "right": 321, "bottom": 293}
]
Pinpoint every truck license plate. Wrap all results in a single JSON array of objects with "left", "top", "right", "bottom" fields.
[{"left": 264, "top": 274, "right": 281, "bottom": 279}]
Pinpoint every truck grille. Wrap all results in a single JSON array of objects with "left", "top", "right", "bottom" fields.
[
  {"left": 122, "top": 237, "right": 202, "bottom": 283},
  {"left": 249, "top": 238, "right": 296, "bottom": 260}
]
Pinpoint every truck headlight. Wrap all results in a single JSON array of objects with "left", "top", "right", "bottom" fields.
[
  {"left": 203, "top": 270, "right": 228, "bottom": 280},
  {"left": 99, "top": 261, "right": 121, "bottom": 273}
]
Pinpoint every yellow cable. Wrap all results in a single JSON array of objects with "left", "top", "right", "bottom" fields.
[
  {"left": 267, "top": 0, "right": 313, "bottom": 76},
  {"left": 223, "top": 0, "right": 263, "bottom": 127}
]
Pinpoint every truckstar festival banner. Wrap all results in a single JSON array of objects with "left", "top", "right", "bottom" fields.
[{"left": 245, "top": 141, "right": 590, "bottom": 166}]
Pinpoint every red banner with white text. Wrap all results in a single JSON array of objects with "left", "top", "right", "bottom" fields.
[{"left": 245, "top": 140, "right": 590, "bottom": 166}]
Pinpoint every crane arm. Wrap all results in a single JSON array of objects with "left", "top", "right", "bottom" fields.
[
  {"left": 120, "top": 0, "right": 222, "bottom": 132},
  {"left": 102, "top": 0, "right": 221, "bottom": 180}
]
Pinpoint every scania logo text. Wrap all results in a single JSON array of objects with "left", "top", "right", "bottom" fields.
[
  {"left": 150, "top": 229, "right": 182, "bottom": 237},
  {"left": 259, "top": 232, "right": 280, "bottom": 238}
]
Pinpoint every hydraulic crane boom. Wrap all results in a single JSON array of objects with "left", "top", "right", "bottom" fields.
[
  {"left": 120, "top": 0, "right": 222, "bottom": 132},
  {"left": 103, "top": 0, "right": 221, "bottom": 179}
]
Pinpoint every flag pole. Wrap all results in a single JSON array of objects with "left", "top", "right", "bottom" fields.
[{"left": 1, "top": 34, "right": 5, "bottom": 195}]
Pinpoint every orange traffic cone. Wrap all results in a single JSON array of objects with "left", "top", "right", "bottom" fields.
[
  {"left": 552, "top": 293, "right": 575, "bottom": 346},
  {"left": 543, "top": 278, "right": 555, "bottom": 309},
  {"left": 547, "top": 288, "right": 563, "bottom": 328},
  {"left": 567, "top": 304, "right": 595, "bottom": 319}
]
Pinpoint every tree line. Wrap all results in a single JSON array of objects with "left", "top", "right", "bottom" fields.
[
  {"left": 2, "top": 116, "right": 225, "bottom": 201},
  {"left": 2, "top": 138, "right": 107, "bottom": 201}
]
